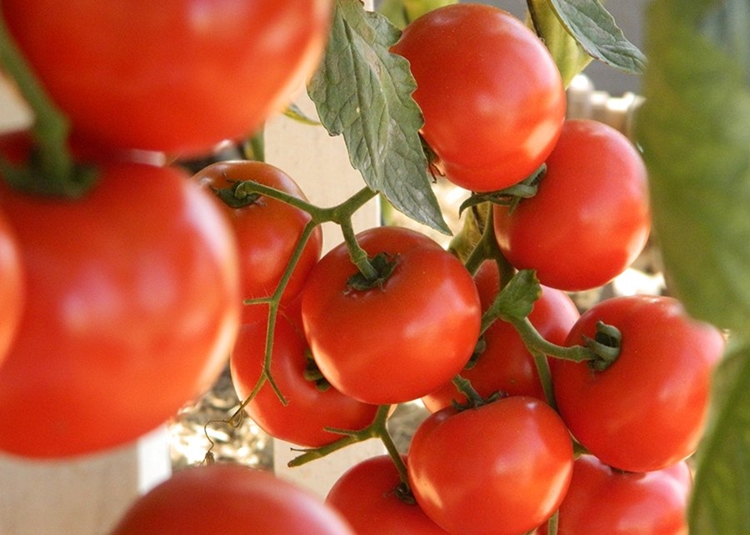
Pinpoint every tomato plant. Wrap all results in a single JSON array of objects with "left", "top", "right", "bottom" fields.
[
  {"left": 422, "top": 260, "right": 580, "bottom": 411},
  {"left": 0, "top": 162, "right": 241, "bottom": 457},
  {"left": 493, "top": 118, "right": 651, "bottom": 291},
  {"left": 391, "top": 3, "right": 566, "bottom": 192},
  {"left": 326, "top": 454, "right": 450, "bottom": 534},
  {"left": 193, "top": 160, "right": 323, "bottom": 325},
  {"left": 230, "top": 314, "right": 379, "bottom": 448},
  {"left": 300, "top": 226, "right": 481, "bottom": 405},
  {"left": 1, "top": 0, "right": 334, "bottom": 155},
  {"left": 408, "top": 396, "right": 574, "bottom": 535},
  {"left": 553, "top": 295, "right": 725, "bottom": 473},
  {"left": 108, "top": 463, "right": 355, "bottom": 535}
]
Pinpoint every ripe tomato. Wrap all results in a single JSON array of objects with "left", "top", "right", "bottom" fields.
[
  {"left": 3, "top": 1, "right": 333, "bottom": 155},
  {"left": 230, "top": 314, "right": 379, "bottom": 447},
  {"left": 193, "top": 160, "right": 322, "bottom": 325},
  {"left": 0, "top": 209, "right": 23, "bottom": 367},
  {"left": 300, "top": 226, "right": 481, "bottom": 405},
  {"left": 408, "top": 396, "right": 574, "bottom": 535},
  {"left": 326, "top": 455, "right": 450, "bottom": 535},
  {"left": 553, "top": 295, "right": 725, "bottom": 473},
  {"left": 537, "top": 454, "right": 691, "bottom": 535},
  {"left": 0, "top": 163, "right": 241, "bottom": 457},
  {"left": 109, "top": 463, "right": 355, "bottom": 535},
  {"left": 422, "top": 260, "right": 580, "bottom": 411},
  {"left": 493, "top": 119, "right": 651, "bottom": 291},
  {"left": 391, "top": 4, "right": 565, "bottom": 192}
]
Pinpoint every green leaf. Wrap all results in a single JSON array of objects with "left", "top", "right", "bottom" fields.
[
  {"left": 636, "top": 0, "right": 750, "bottom": 331},
  {"left": 308, "top": 0, "right": 451, "bottom": 235},
  {"left": 545, "top": 0, "right": 646, "bottom": 74},
  {"left": 689, "top": 339, "right": 750, "bottom": 534},
  {"left": 527, "top": 0, "right": 593, "bottom": 87},
  {"left": 494, "top": 269, "right": 542, "bottom": 321}
]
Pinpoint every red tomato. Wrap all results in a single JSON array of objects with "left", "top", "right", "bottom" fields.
[
  {"left": 408, "top": 396, "right": 574, "bottom": 535},
  {"left": 300, "top": 226, "right": 481, "bottom": 404},
  {"left": 422, "top": 260, "right": 580, "bottom": 410},
  {"left": 3, "top": 1, "right": 333, "bottom": 155},
  {"left": 0, "top": 209, "right": 23, "bottom": 366},
  {"left": 230, "top": 314, "right": 379, "bottom": 447},
  {"left": 391, "top": 4, "right": 565, "bottom": 192},
  {"left": 326, "top": 455, "right": 450, "bottom": 535},
  {"left": 553, "top": 295, "right": 725, "bottom": 473},
  {"left": 537, "top": 454, "right": 691, "bottom": 535},
  {"left": 109, "top": 463, "right": 355, "bottom": 535},
  {"left": 0, "top": 163, "right": 241, "bottom": 457},
  {"left": 494, "top": 119, "right": 651, "bottom": 291},
  {"left": 192, "top": 160, "right": 322, "bottom": 325}
]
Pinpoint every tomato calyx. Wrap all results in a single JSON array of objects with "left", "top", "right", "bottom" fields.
[
  {"left": 386, "top": 480, "right": 418, "bottom": 506},
  {"left": 581, "top": 320, "right": 622, "bottom": 372},
  {"left": 458, "top": 164, "right": 547, "bottom": 216},
  {"left": 303, "top": 350, "right": 333, "bottom": 393},
  {"left": 451, "top": 374, "right": 506, "bottom": 411},
  {"left": 345, "top": 252, "right": 399, "bottom": 292},
  {"left": 210, "top": 179, "right": 263, "bottom": 209}
]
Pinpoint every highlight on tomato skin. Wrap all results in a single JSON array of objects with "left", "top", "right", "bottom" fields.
[
  {"left": 108, "top": 463, "right": 356, "bottom": 535},
  {"left": 2, "top": 0, "right": 336, "bottom": 155},
  {"left": 0, "top": 208, "right": 23, "bottom": 369},
  {"left": 0, "top": 162, "right": 242, "bottom": 458},
  {"left": 391, "top": 3, "right": 566, "bottom": 193}
]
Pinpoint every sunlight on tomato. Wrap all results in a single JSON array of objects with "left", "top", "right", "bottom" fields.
[
  {"left": 3, "top": 1, "right": 334, "bottom": 155},
  {"left": 392, "top": 3, "right": 565, "bottom": 192},
  {"left": 0, "top": 209, "right": 23, "bottom": 368},
  {"left": 0, "top": 163, "right": 241, "bottom": 457}
]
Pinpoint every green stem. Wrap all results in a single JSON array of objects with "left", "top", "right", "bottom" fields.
[
  {"left": 531, "top": 350, "right": 557, "bottom": 410},
  {"left": 0, "top": 10, "right": 94, "bottom": 197},
  {"left": 288, "top": 405, "right": 402, "bottom": 474},
  {"left": 505, "top": 315, "right": 596, "bottom": 363}
]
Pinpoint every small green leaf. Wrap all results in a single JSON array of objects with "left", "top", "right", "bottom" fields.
[
  {"left": 689, "top": 339, "right": 750, "bottom": 534},
  {"left": 308, "top": 0, "right": 450, "bottom": 235},
  {"left": 545, "top": 0, "right": 646, "bottom": 74},
  {"left": 527, "top": 0, "right": 592, "bottom": 86},
  {"left": 494, "top": 269, "right": 542, "bottom": 321},
  {"left": 637, "top": 0, "right": 750, "bottom": 331}
]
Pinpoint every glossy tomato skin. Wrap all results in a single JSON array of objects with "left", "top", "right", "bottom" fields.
[
  {"left": 553, "top": 295, "right": 725, "bottom": 473},
  {"left": 0, "top": 210, "right": 23, "bottom": 367},
  {"left": 230, "top": 315, "right": 379, "bottom": 447},
  {"left": 0, "top": 163, "right": 241, "bottom": 458},
  {"left": 494, "top": 119, "right": 651, "bottom": 291},
  {"left": 391, "top": 4, "right": 565, "bottom": 192},
  {"left": 422, "top": 260, "right": 580, "bottom": 411},
  {"left": 408, "top": 396, "right": 574, "bottom": 535},
  {"left": 109, "top": 463, "right": 355, "bottom": 535},
  {"left": 193, "top": 160, "right": 322, "bottom": 324},
  {"left": 326, "top": 455, "right": 450, "bottom": 535},
  {"left": 301, "top": 226, "right": 481, "bottom": 405},
  {"left": 537, "top": 455, "right": 691, "bottom": 535},
  {"left": 3, "top": 1, "right": 333, "bottom": 155}
]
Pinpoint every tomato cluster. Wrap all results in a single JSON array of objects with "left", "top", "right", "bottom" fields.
[{"left": 0, "top": 1, "right": 728, "bottom": 534}]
